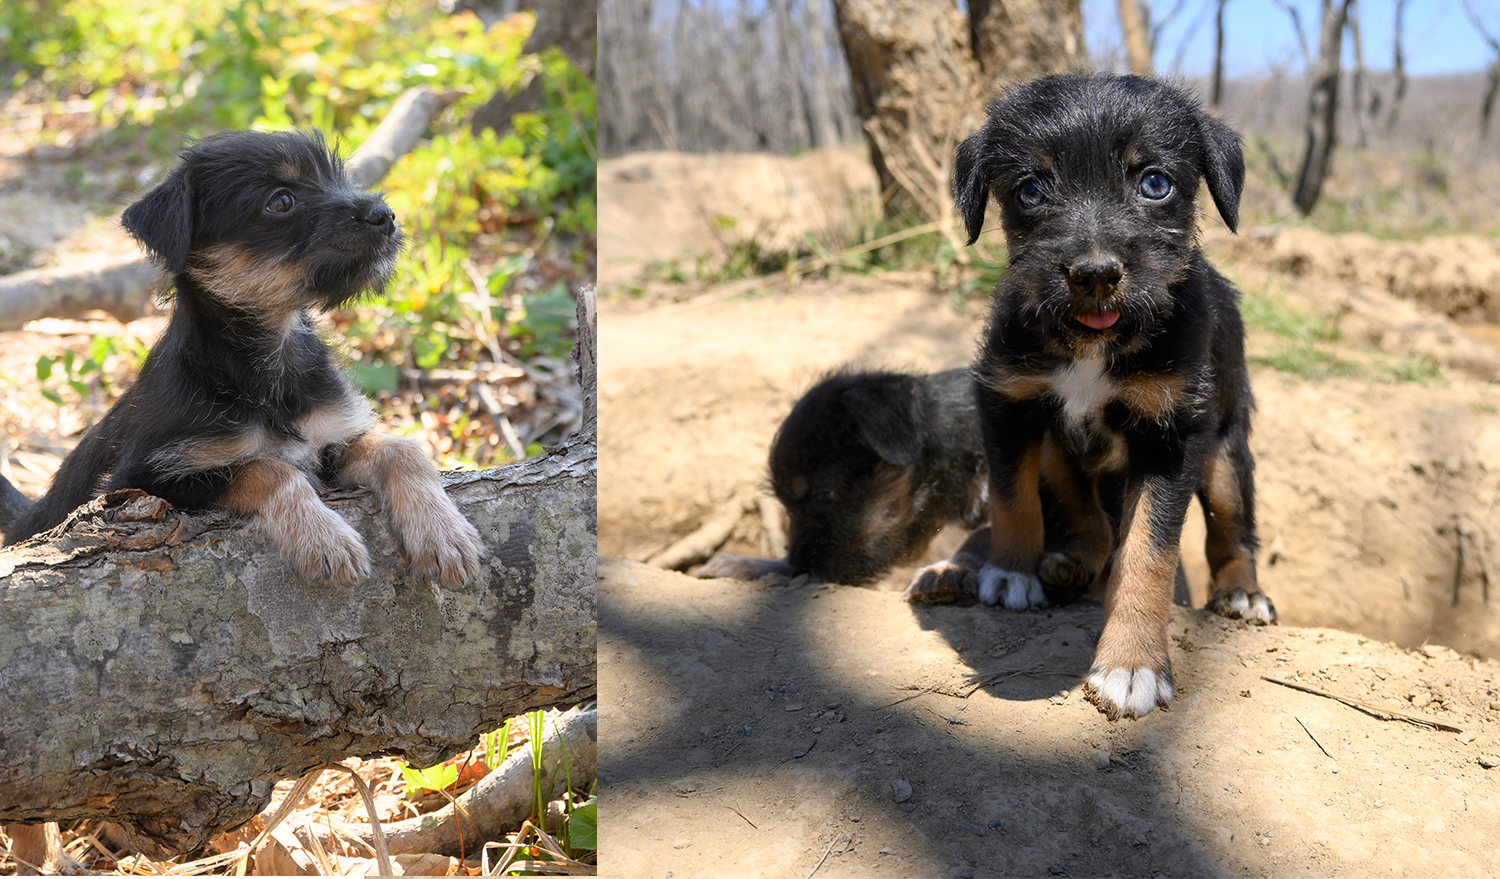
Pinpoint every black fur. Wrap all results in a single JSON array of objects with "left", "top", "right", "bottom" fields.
[
  {"left": 932, "top": 74, "right": 1274, "bottom": 720},
  {"left": 0, "top": 130, "right": 401, "bottom": 545},
  {"left": 699, "top": 368, "right": 988, "bottom": 586}
]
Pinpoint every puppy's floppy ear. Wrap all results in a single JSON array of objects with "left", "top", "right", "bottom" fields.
[
  {"left": 952, "top": 130, "right": 993, "bottom": 246},
  {"left": 121, "top": 162, "right": 194, "bottom": 272},
  {"left": 1197, "top": 111, "right": 1245, "bottom": 233},
  {"left": 843, "top": 378, "right": 924, "bottom": 468}
]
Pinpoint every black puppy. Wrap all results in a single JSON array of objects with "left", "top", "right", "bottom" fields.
[
  {"left": 934, "top": 74, "right": 1275, "bottom": 720},
  {"left": 0, "top": 130, "right": 482, "bottom": 587},
  {"left": 699, "top": 368, "right": 988, "bottom": 586}
]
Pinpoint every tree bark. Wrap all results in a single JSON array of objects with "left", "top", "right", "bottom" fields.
[
  {"left": 1292, "top": 0, "right": 1353, "bottom": 216},
  {"left": 1211, "top": 0, "right": 1227, "bottom": 108},
  {"left": 831, "top": 0, "right": 1081, "bottom": 223},
  {"left": 0, "top": 432, "right": 595, "bottom": 858},
  {"left": 1117, "top": 0, "right": 1154, "bottom": 75}
]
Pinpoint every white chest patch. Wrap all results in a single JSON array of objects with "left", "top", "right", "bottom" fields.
[{"left": 1050, "top": 358, "right": 1114, "bottom": 429}]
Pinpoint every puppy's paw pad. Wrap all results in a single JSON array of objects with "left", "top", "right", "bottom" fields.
[
  {"left": 1037, "top": 551, "right": 1097, "bottom": 602},
  {"left": 904, "top": 562, "right": 977, "bottom": 604},
  {"left": 1084, "top": 666, "right": 1173, "bottom": 720},
  {"left": 976, "top": 565, "right": 1044, "bottom": 610},
  {"left": 1209, "top": 588, "right": 1277, "bottom": 625}
]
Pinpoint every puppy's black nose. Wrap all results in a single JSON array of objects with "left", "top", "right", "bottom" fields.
[
  {"left": 362, "top": 202, "right": 396, "bottom": 234},
  {"left": 1066, "top": 256, "right": 1123, "bottom": 296}
]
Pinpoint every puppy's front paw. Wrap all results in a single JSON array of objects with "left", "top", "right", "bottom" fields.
[
  {"left": 904, "top": 561, "right": 978, "bottom": 604},
  {"left": 401, "top": 501, "right": 484, "bottom": 586},
  {"left": 1084, "top": 665, "right": 1174, "bottom": 720},
  {"left": 976, "top": 565, "right": 1044, "bottom": 610},
  {"left": 282, "top": 506, "right": 372, "bottom": 586},
  {"left": 1037, "top": 551, "right": 1097, "bottom": 602},
  {"left": 1208, "top": 588, "right": 1276, "bottom": 625}
]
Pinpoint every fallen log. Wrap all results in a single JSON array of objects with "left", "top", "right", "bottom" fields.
[{"left": 0, "top": 429, "right": 595, "bottom": 859}]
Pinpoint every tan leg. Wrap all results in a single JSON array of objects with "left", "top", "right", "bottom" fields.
[
  {"left": 336, "top": 434, "right": 483, "bottom": 586},
  {"left": 222, "top": 457, "right": 370, "bottom": 585}
]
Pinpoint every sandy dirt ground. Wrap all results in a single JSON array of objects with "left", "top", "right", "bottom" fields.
[{"left": 597, "top": 151, "right": 1500, "bottom": 877}]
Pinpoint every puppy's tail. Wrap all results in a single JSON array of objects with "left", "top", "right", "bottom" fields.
[{"left": 0, "top": 474, "right": 32, "bottom": 540}]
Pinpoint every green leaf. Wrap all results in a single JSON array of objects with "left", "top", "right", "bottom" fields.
[
  {"left": 397, "top": 761, "right": 458, "bottom": 798},
  {"left": 567, "top": 798, "right": 597, "bottom": 852},
  {"left": 347, "top": 360, "right": 399, "bottom": 395}
]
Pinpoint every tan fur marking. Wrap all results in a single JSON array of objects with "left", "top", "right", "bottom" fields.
[
  {"left": 222, "top": 457, "right": 370, "bottom": 585},
  {"left": 336, "top": 434, "right": 483, "bottom": 585},
  {"left": 1091, "top": 486, "right": 1177, "bottom": 676},
  {"left": 1114, "top": 372, "right": 1187, "bottom": 423},
  {"left": 987, "top": 440, "right": 1045, "bottom": 571},
  {"left": 187, "top": 242, "right": 310, "bottom": 319},
  {"left": 1201, "top": 445, "right": 1259, "bottom": 599},
  {"left": 975, "top": 368, "right": 1053, "bottom": 402}
]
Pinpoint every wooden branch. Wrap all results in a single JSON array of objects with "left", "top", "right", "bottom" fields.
[
  {"left": 300, "top": 706, "right": 596, "bottom": 858},
  {"left": 0, "top": 436, "right": 596, "bottom": 859},
  {"left": 0, "top": 85, "right": 459, "bottom": 332},
  {"left": 1260, "top": 676, "right": 1464, "bottom": 733},
  {"left": 347, "top": 87, "right": 467, "bottom": 190},
  {"left": 0, "top": 256, "right": 160, "bottom": 332}
]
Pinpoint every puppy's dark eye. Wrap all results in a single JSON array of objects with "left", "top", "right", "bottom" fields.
[
  {"left": 1138, "top": 171, "right": 1172, "bottom": 200},
  {"left": 266, "top": 190, "right": 296, "bottom": 214},
  {"left": 1015, "top": 179, "right": 1047, "bottom": 209}
]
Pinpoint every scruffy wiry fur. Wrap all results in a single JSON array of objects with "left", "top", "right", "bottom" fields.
[
  {"left": 0, "top": 130, "right": 482, "bottom": 588},
  {"left": 915, "top": 74, "right": 1275, "bottom": 721}
]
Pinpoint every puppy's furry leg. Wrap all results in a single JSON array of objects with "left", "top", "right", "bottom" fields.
[
  {"left": 1084, "top": 474, "right": 1189, "bottom": 719},
  {"left": 1201, "top": 437, "right": 1276, "bottom": 624},
  {"left": 905, "top": 526, "right": 989, "bottom": 603},
  {"left": 222, "top": 458, "right": 371, "bottom": 585},
  {"left": 1035, "top": 433, "right": 1112, "bottom": 602},
  {"left": 978, "top": 435, "right": 1046, "bottom": 610},
  {"left": 337, "top": 434, "right": 483, "bottom": 586}
]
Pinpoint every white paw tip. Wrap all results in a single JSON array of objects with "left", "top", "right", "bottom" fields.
[
  {"left": 1087, "top": 667, "right": 1173, "bottom": 719},
  {"left": 977, "top": 565, "right": 1043, "bottom": 609}
]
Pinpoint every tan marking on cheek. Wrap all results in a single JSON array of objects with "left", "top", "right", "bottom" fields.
[{"left": 187, "top": 242, "right": 311, "bottom": 317}]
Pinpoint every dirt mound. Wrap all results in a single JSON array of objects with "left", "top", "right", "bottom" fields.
[
  {"left": 597, "top": 150, "right": 1500, "bottom": 877},
  {"left": 1217, "top": 226, "right": 1500, "bottom": 325},
  {"left": 600, "top": 559, "right": 1500, "bottom": 877}
]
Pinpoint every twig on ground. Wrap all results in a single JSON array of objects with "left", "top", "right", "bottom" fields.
[
  {"left": 645, "top": 497, "right": 750, "bottom": 570},
  {"left": 1295, "top": 716, "right": 1334, "bottom": 760},
  {"left": 1260, "top": 676, "right": 1465, "bottom": 733}
]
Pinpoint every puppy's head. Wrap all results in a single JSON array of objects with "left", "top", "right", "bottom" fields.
[
  {"left": 770, "top": 370, "right": 932, "bottom": 585},
  {"left": 953, "top": 74, "right": 1243, "bottom": 356},
  {"left": 122, "top": 130, "right": 405, "bottom": 321}
]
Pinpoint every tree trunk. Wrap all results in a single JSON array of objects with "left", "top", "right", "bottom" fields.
[
  {"left": 830, "top": 0, "right": 1081, "bottom": 223},
  {"left": 1117, "top": 0, "right": 1153, "bottom": 75},
  {"left": 1211, "top": 0, "right": 1228, "bottom": 108},
  {"left": 1387, "top": 0, "right": 1409, "bottom": 133},
  {"left": 0, "top": 294, "right": 598, "bottom": 860},
  {"left": 1293, "top": 0, "right": 1352, "bottom": 216}
]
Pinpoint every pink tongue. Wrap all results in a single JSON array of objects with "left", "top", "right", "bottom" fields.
[{"left": 1078, "top": 310, "right": 1120, "bottom": 330}]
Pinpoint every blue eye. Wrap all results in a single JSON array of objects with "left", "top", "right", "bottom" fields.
[
  {"left": 266, "top": 189, "right": 296, "bottom": 213},
  {"left": 1016, "top": 178, "right": 1046, "bottom": 209},
  {"left": 1139, "top": 171, "right": 1172, "bottom": 200}
]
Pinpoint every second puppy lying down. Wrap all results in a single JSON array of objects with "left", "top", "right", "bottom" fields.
[{"left": 700, "top": 368, "right": 989, "bottom": 587}]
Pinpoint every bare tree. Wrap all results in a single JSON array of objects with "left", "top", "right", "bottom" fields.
[
  {"left": 1118, "top": 0, "right": 1153, "bottom": 74},
  {"left": 1386, "top": 0, "right": 1409, "bottom": 133},
  {"left": 1210, "top": 0, "right": 1229, "bottom": 108},
  {"left": 1462, "top": 0, "right": 1500, "bottom": 140},
  {"left": 830, "top": 0, "right": 1082, "bottom": 224},
  {"left": 1348, "top": 0, "right": 1371, "bottom": 148},
  {"left": 1292, "top": 0, "right": 1354, "bottom": 216}
]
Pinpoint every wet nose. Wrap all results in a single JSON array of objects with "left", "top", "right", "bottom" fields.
[
  {"left": 1066, "top": 255, "right": 1122, "bottom": 296},
  {"left": 362, "top": 201, "right": 396, "bottom": 234}
]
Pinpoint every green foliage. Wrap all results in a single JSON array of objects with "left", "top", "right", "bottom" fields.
[
  {"left": 397, "top": 760, "right": 459, "bottom": 799},
  {"left": 33, "top": 335, "right": 144, "bottom": 407}
]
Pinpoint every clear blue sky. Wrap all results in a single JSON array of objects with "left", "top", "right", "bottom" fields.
[{"left": 1083, "top": 0, "right": 1498, "bottom": 77}]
